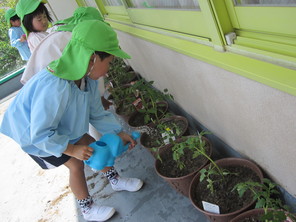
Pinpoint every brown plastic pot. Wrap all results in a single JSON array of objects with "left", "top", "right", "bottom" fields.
[
  {"left": 155, "top": 136, "right": 212, "bottom": 197},
  {"left": 140, "top": 115, "right": 189, "bottom": 158},
  {"left": 230, "top": 208, "right": 265, "bottom": 222},
  {"left": 230, "top": 208, "right": 295, "bottom": 222},
  {"left": 189, "top": 158, "right": 264, "bottom": 222}
]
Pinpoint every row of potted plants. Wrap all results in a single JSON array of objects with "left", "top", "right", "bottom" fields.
[{"left": 105, "top": 58, "right": 296, "bottom": 222}]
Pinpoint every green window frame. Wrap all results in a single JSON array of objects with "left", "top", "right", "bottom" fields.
[
  {"left": 126, "top": 8, "right": 209, "bottom": 38},
  {"left": 98, "top": 0, "right": 212, "bottom": 42},
  {"left": 103, "top": 0, "right": 128, "bottom": 16},
  {"left": 224, "top": 0, "right": 296, "bottom": 59},
  {"left": 75, "top": 0, "right": 296, "bottom": 96}
]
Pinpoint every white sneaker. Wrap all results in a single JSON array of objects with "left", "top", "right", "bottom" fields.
[
  {"left": 82, "top": 204, "right": 115, "bottom": 222},
  {"left": 111, "top": 177, "right": 143, "bottom": 192}
]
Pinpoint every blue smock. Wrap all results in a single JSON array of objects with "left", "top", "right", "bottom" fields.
[
  {"left": 0, "top": 69, "right": 122, "bottom": 157},
  {"left": 8, "top": 27, "right": 31, "bottom": 61}
]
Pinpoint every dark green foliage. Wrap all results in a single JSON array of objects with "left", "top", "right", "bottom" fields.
[
  {"left": 233, "top": 178, "right": 296, "bottom": 222},
  {"left": 0, "top": 0, "right": 25, "bottom": 77}
]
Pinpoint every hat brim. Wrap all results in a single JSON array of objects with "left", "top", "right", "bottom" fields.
[
  {"left": 49, "top": 41, "right": 131, "bottom": 81},
  {"left": 54, "top": 16, "right": 74, "bottom": 25},
  {"left": 106, "top": 48, "right": 131, "bottom": 59},
  {"left": 48, "top": 41, "right": 92, "bottom": 81}
]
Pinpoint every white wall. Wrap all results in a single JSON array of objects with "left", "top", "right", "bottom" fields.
[
  {"left": 116, "top": 31, "right": 296, "bottom": 197},
  {"left": 47, "top": 0, "right": 78, "bottom": 21}
]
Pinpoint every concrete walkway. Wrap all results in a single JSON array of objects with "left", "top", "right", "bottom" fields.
[{"left": 0, "top": 92, "right": 209, "bottom": 222}]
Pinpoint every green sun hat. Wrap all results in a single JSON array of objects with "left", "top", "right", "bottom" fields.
[
  {"left": 16, "top": 0, "right": 47, "bottom": 34},
  {"left": 55, "top": 6, "right": 104, "bottom": 32},
  {"left": 5, "top": 8, "right": 17, "bottom": 26},
  {"left": 16, "top": 0, "right": 47, "bottom": 21},
  {"left": 48, "top": 20, "right": 131, "bottom": 81}
]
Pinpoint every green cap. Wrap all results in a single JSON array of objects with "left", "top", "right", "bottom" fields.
[
  {"left": 16, "top": 0, "right": 47, "bottom": 34},
  {"left": 56, "top": 6, "right": 104, "bottom": 32},
  {"left": 5, "top": 8, "right": 17, "bottom": 26},
  {"left": 48, "top": 20, "right": 131, "bottom": 81},
  {"left": 16, "top": 0, "right": 47, "bottom": 21}
]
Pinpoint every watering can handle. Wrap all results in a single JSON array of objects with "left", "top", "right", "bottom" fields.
[{"left": 132, "top": 131, "right": 141, "bottom": 140}]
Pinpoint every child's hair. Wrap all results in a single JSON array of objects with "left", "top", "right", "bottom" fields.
[
  {"left": 95, "top": 51, "right": 112, "bottom": 60},
  {"left": 10, "top": 14, "right": 20, "bottom": 22},
  {"left": 22, "top": 3, "right": 53, "bottom": 33}
]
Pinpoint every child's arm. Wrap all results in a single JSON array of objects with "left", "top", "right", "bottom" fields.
[
  {"left": 63, "top": 144, "right": 93, "bottom": 161},
  {"left": 9, "top": 28, "right": 24, "bottom": 47},
  {"left": 30, "top": 76, "right": 73, "bottom": 157},
  {"left": 118, "top": 132, "right": 137, "bottom": 150},
  {"left": 89, "top": 79, "right": 123, "bottom": 134}
]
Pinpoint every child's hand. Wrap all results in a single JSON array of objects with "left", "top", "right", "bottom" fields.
[
  {"left": 20, "top": 34, "right": 27, "bottom": 42},
  {"left": 74, "top": 145, "right": 94, "bottom": 160},
  {"left": 64, "top": 144, "right": 93, "bottom": 160},
  {"left": 118, "top": 132, "right": 137, "bottom": 150}
]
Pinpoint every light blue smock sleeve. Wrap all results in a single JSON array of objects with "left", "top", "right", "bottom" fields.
[
  {"left": 9, "top": 28, "right": 23, "bottom": 48},
  {"left": 88, "top": 78, "right": 123, "bottom": 135},
  {"left": 29, "top": 76, "right": 71, "bottom": 157},
  {"left": 8, "top": 27, "right": 31, "bottom": 60}
]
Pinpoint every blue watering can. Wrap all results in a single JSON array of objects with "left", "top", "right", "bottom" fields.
[{"left": 84, "top": 131, "right": 140, "bottom": 171}]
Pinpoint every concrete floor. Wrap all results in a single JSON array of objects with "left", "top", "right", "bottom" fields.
[{"left": 0, "top": 92, "right": 209, "bottom": 222}]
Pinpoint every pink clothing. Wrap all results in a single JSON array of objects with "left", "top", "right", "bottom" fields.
[
  {"left": 27, "top": 31, "right": 48, "bottom": 52},
  {"left": 27, "top": 26, "right": 58, "bottom": 52}
]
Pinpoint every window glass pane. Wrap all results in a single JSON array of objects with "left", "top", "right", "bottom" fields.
[
  {"left": 234, "top": 0, "right": 296, "bottom": 6},
  {"left": 0, "top": 1, "right": 27, "bottom": 79},
  {"left": 127, "top": 0, "right": 200, "bottom": 9},
  {"left": 84, "top": 0, "right": 99, "bottom": 8},
  {"left": 102, "top": 0, "right": 123, "bottom": 6}
]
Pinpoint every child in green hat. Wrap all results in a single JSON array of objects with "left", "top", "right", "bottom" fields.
[
  {"left": 16, "top": 0, "right": 54, "bottom": 52},
  {"left": 55, "top": 6, "right": 104, "bottom": 32},
  {"left": 20, "top": 6, "right": 112, "bottom": 139},
  {"left": 0, "top": 20, "right": 143, "bottom": 222},
  {"left": 21, "top": 6, "right": 105, "bottom": 85},
  {"left": 4, "top": 8, "right": 31, "bottom": 61}
]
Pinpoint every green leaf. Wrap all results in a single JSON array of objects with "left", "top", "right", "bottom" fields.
[
  {"left": 255, "top": 198, "right": 266, "bottom": 208},
  {"left": 199, "top": 169, "right": 207, "bottom": 182},
  {"left": 237, "top": 186, "right": 248, "bottom": 198}
]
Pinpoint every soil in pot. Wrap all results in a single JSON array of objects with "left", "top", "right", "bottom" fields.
[
  {"left": 189, "top": 158, "right": 263, "bottom": 222},
  {"left": 192, "top": 165, "right": 260, "bottom": 213},
  {"left": 157, "top": 137, "right": 211, "bottom": 178},
  {"left": 128, "top": 101, "right": 168, "bottom": 128},
  {"left": 155, "top": 136, "right": 212, "bottom": 197},
  {"left": 140, "top": 115, "right": 188, "bottom": 150}
]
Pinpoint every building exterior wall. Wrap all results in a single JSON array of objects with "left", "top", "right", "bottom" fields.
[
  {"left": 117, "top": 31, "right": 296, "bottom": 197},
  {"left": 47, "top": 0, "right": 78, "bottom": 21}
]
